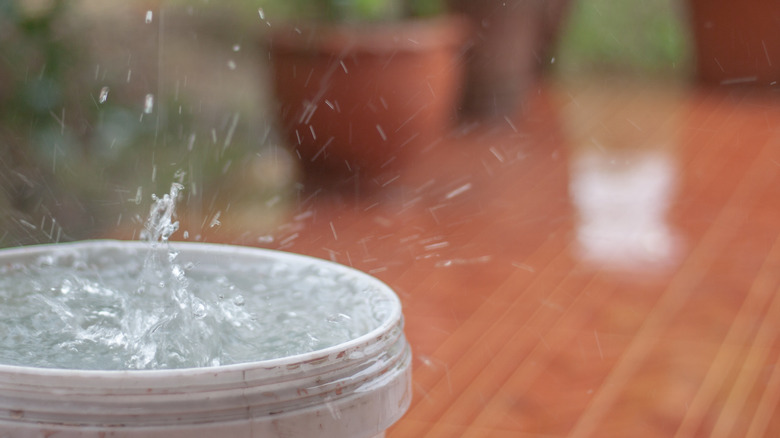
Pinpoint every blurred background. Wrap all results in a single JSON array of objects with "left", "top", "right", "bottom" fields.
[
  {"left": 0, "top": 0, "right": 696, "bottom": 247},
  {"left": 6, "top": 2, "right": 780, "bottom": 436}
]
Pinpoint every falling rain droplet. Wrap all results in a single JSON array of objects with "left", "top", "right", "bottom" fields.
[
  {"left": 227, "top": 60, "right": 236, "bottom": 70},
  {"left": 144, "top": 94, "right": 154, "bottom": 114},
  {"left": 145, "top": 10, "right": 153, "bottom": 24},
  {"left": 258, "top": 8, "right": 265, "bottom": 19},
  {"left": 376, "top": 124, "right": 387, "bottom": 141},
  {"left": 233, "top": 44, "right": 241, "bottom": 52},
  {"left": 133, "top": 186, "right": 142, "bottom": 205},
  {"left": 187, "top": 133, "right": 196, "bottom": 151},
  {"left": 98, "top": 86, "right": 109, "bottom": 104}
]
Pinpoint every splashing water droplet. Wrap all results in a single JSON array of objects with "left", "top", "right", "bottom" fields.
[
  {"left": 145, "top": 10, "right": 153, "bottom": 24},
  {"left": 144, "top": 94, "right": 154, "bottom": 114},
  {"left": 141, "top": 183, "right": 183, "bottom": 244},
  {"left": 209, "top": 211, "right": 222, "bottom": 228},
  {"left": 98, "top": 86, "right": 109, "bottom": 104}
]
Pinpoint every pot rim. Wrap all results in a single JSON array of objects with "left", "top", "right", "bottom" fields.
[{"left": 267, "top": 14, "right": 471, "bottom": 55}]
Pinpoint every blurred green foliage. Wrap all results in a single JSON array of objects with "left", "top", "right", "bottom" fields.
[
  {"left": 554, "top": 0, "right": 693, "bottom": 79},
  {"left": 0, "top": 0, "right": 88, "bottom": 245},
  {"left": 0, "top": 1, "right": 287, "bottom": 247},
  {"left": 0, "top": 0, "right": 69, "bottom": 119}
]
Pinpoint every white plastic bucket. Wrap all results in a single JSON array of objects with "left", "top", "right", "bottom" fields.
[{"left": 0, "top": 241, "right": 411, "bottom": 437}]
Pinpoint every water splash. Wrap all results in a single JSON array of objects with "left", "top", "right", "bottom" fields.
[
  {"left": 140, "top": 182, "right": 182, "bottom": 245},
  {"left": 0, "top": 183, "right": 391, "bottom": 370},
  {"left": 144, "top": 94, "right": 154, "bottom": 114},
  {"left": 0, "top": 242, "right": 390, "bottom": 369},
  {"left": 98, "top": 86, "right": 109, "bottom": 104},
  {"left": 132, "top": 182, "right": 217, "bottom": 368}
]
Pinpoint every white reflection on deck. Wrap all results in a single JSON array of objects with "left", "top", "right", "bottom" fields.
[{"left": 570, "top": 149, "right": 681, "bottom": 271}]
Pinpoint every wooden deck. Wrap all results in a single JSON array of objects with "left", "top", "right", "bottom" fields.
[{"left": 200, "top": 80, "right": 780, "bottom": 436}]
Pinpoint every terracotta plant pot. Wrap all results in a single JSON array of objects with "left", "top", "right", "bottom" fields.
[
  {"left": 447, "top": 0, "right": 571, "bottom": 119},
  {"left": 688, "top": 0, "right": 780, "bottom": 86},
  {"left": 268, "top": 17, "right": 468, "bottom": 185}
]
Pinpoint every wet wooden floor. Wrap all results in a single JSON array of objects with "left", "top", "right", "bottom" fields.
[{"left": 194, "top": 80, "right": 780, "bottom": 437}]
